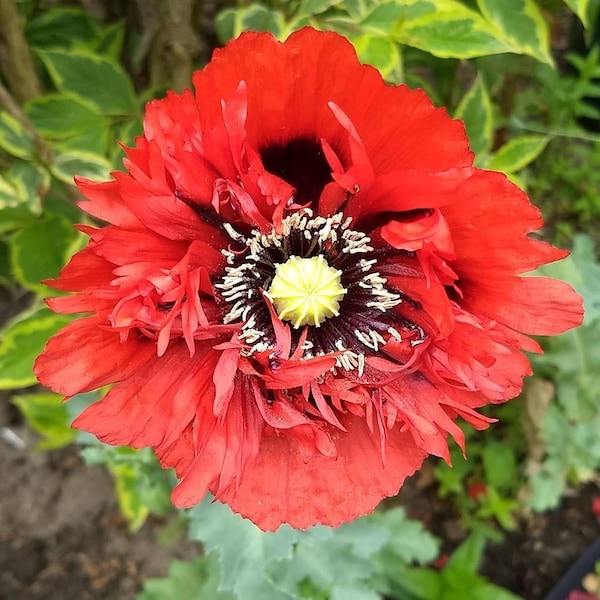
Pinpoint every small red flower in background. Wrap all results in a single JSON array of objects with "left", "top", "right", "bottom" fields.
[{"left": 34, "top": 28, "right": 583, "bottom": 531}]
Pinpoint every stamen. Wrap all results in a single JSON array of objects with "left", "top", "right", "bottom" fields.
[{"left": 216, "top": 210, "right": 417, "bottom": 372}]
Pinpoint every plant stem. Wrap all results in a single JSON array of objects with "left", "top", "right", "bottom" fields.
[{"left": 0, "top": 0, "right": 42, "bottom": 103}]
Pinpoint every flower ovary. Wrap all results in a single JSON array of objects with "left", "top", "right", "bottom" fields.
[{"left": 267, "top": 255, "right": 347, "bottom": 327}]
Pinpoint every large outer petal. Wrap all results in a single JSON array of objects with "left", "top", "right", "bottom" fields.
[
  {"left": 72, "top": 342, "right": 220, "bottom": 449},
  {"left": 193, "top": 28, "right": 472, "bottom": 174},
  {"left": 215, "top": 413, "right": 427, "bottom": 531},
  {"left": 442, "top": 170, "right": 583, "bottom": 335},
  {"left": 34, "top": 315, "right": 157, "bottom": 396}
]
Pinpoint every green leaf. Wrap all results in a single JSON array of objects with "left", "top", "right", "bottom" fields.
[
  {"left": 188, "top": 497, "right": 298, "bottom": 599},
  {"left": 353, "top": 34, "right": 403, "bottom": 82},
  {"left": 12, "top": 392, "right": 76, "bottom": 450},
  {"left": 360, "top": 1, "right": 409, "bottom": 35},
  {"left": 136, "top": 555, "right": 234, "bottom": 600},
  {"left": 481, "top": 441, "right": 516, "bottom": 490},
  {"left": 377, "top": 561, "right": 442, "bottom": 599},
  {"left": 108, "top": 462, "right": 150, "bottom": 531},
  {"left": 487, "top": 135, "right": 549, "bottom": 173},
  {"left": 477, "top": 0, "right": 552, "bottom": 65},
  {"left": 37, "top": 49, "right": 138, "bottom": 116},
  {"left": 50, "top": 150, "right": 112, "bottom": 184},
  {"left": 297, "top": 0, "right": 345, "bottom": 16},
  {"left": 330, "top": 585, "right": 380, "bottom": 600},
  {"left": 25, "top": 94, "right": 109, "bottom": 138},
  {"left": 445, "top": 530, "right": 486, "bottom": 573},
  {"left": 0, "top": 174, "right": 20, "bottom": 211},
  {"left": 0, "top": 111, "right": 35, "bottom": 159},
  {"left": 397, "top": 2, "right": 511, "bottom": 60},
  {"left": 3, "top": 162, "right": 49, "bottom": 215},
  {"left": 454, "top": 76, "right": 493, "bottom": 161},
  {"left": 563, "top": 0, "right": 593, "bottom": 28},
  {"left": 0, "top": 308, "right": 71, "bottom": 389},
  {"left": 9, "top": 213, "right": 77, "bottom": 294},
  {"left": 270, "top": 526, "right": 378, "bottom": 596},
  {"left": 537, "top": 234, "right": 600, "bottom": 325},
  {"left": 215, "top": 5, "right": 285, "bottom": 43},
  {"left": 26, "top": 7, "right": 98, "bottom": 50},
  {"left": 96, "top": 20, "right": 126, "bottom": 60},
  {"left": 369, "top": 507, "right": 439, "bottom": 564}
]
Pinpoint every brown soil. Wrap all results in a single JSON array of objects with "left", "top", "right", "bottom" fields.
[{"left": 0, "top": 397, "right": 198, "bottom": 600}]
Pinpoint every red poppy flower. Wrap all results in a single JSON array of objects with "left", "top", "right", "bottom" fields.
[{"left": 35, "top": 28, "right": 583, "bottom": 531}]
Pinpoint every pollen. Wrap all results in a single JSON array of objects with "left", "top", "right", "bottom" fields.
[{"left": 267, "top": 255, "right": 347, "bottom": 328}]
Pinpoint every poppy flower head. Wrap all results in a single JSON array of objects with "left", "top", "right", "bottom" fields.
[{"left": 35, "top": 27, "right": 583, "bottom": 531}]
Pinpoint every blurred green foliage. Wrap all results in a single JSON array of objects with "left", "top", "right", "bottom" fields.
[{"left": 1, "top": 1, "right": 599, "bottom": 599}]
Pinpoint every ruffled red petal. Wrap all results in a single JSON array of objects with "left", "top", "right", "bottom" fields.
[
  {"left": 34, "top": 315, "right": 156, "bottom": 396},
  {"left": 214, "top": 412, "right": 427, "bottom": 531}
]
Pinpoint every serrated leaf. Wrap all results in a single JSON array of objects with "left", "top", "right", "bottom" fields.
[
  {"left": 37, "top": 49, "right": 138, "bottom": 116},
  {"left": 369, "top": 507, "right": 439, "bottom": 564},
  {"left": 270, "top": 526, "right": 377, "bottom": 595},
  {"left": 0, "top": 308, "right": 71, "bottom": 389},
  {"left": 454, "top": 76, "right": 493, "bottom": 161},
  {"left": 477, "top": 0, "right": 553, "bottom": 65},
  {"left": 528, "top": 461, "right": 565, "bottom": 511},
  {"left": 537, "top": 234, "right": 600, "bottom": 324},
  {"left": 12, "top": 392, "right": 76, "bottom": 450},
  {"left": 354, "top": 34, "right": 403, "bottom": 82},
  {"left": 487, "top": 135, "right": 549, "bottom": 173},
  {"left": 51, "top": 150, "right": 112, "bottom": 184},
  {"left": 0, "top": 111, "right": 35, "bottom": 159},
  {"left": 188, "top": 497, "right": 298, "bottom": 599},
  {"left": 136, "top": 555, "right": 234, "bottom": 600},
  {"left": 9, "top": 213, "right": 77, "bottom": 294}
]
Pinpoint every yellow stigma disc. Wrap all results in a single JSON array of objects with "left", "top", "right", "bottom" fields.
[{"left": 267, "top": 255, "right": 347, "bottom": 328}]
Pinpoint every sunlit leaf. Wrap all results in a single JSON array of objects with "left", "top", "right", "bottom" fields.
[
  {"left": 3, "top": 162, "right": 49, "bottom": 215},
  {"left": 12, "top": 392, "right": 76, "bottom": 450},
  {"left": 37, "top": 49, "right": 138, "bottom": 116},
  {"left": 563, "top": 0, "right": 594, "bottom": 28},
  {"left": 109, "top": 462, "right": 150, "bottom": 531},
  {"left": 0, "top": 308, "right": 71, "bottom": 389},
  {"left": 354, "top": 34, "right": 403, "bottom": 81},
  {"left": 51, "top": 150, "right": 112, "bottom": 184},
  {"left": 487, "top": 135, "right": 550, "bottom": 174},
  {"left": 9, "top": 213, "right": 77, "bottom": 294},
  {"left": 477, "top": 0, "right": 553, "bottom": 65},
  {"left": 25, "top": 94, "right": 108, "bottom": 137},
  {"left": 0, "top": 111, "right": 35, "bottom": 160},
  {"left": 454, "top": 76, "right": 493, "bottom": 162}
]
